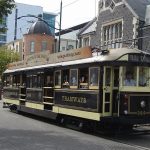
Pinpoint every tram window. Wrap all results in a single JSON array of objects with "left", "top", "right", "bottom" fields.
[
  {"left": 114, "top": 68, "right": 119, "bottom": 87},
  {"left": 123, "top": 67, "right": 137, "bottom": 86},
  {"left": 22, "top": 74, "right": 26, "bottom": 86},
  {"left": 32, "top": 75, "right": 37, "bottom": 88},
  {"left": 79, "top": 68, "right": 88, "bottom": 89},
  {"left": 89, "top": 67, "right": 99, "bottom": 87},
  {"left": 105, "top": 68, "right": 111, "bottom": 86},
  {"left": 62, "top": 69, "right": 69, "bottom": 88},
  {"left": 70, "top": 69, "right": 78, "bottom": 88},
  {"left": 12, "top": 75, "right": 20, "bottom": 87},
  {"left": 45, "top": 74, "right": 53, "bottom": 87},
  {"left": 26, "top": 72, "right": 44, "bottom": 88},
  {"left": 38, "top": 72, "right": 44, "bottom": 88},
  {"left": 55, "top": 70, "right": 61, "bottom": 88},
  {"left": 27, "top": 75, "right": 33, "bottom": 88},
  {"left": 139, "top": 67, "right": 149, "bottom": 87},
  {"left": 4, "top": 75, "right": 11, "bottom": 87}
]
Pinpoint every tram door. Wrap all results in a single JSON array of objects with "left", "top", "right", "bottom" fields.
[{"left": 103, "top": 66, "right": 113, "bottom": 116}]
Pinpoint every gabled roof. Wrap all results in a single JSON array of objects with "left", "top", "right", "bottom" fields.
[
  {"left": 77, "top": 17, "right": 97, "bottom": 36},
  {"left": 125, "top": 0, "right": 150, "bottom": 21},
  {"left": 55, "top": 22, "right": 89, "bottom": 36}
]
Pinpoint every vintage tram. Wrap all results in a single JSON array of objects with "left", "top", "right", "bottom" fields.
[{"left": 2, "top": 47, "right": 150, "bottom": 130}]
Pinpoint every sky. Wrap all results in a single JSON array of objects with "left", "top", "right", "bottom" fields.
[{"left": 15, "top": 0, "right": 99, "bottom": 29}]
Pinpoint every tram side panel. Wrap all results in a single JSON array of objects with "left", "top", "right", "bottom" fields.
[{"left": 53, "top": 90, "right": 101, "bottom": 121}]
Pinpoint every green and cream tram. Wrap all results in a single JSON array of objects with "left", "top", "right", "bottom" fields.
[{"left": 3, "top": 47, "right": 150, "bottom": 129}]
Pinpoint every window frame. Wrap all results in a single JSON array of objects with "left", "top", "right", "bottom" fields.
[
  {"left": 30, "top": 41, "right": 35, "bottom": 53},
  {"left": 102, "top": 20, "right": 123, "bottom": 49},
  {"left": 41, "top": 41, "right": 47, "bottom": 51},
  {"left": 82, "top": 36, "right": 90, "bottom": 47}
]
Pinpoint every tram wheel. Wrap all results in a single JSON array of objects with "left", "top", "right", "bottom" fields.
[{"left": 9, "top": 104, "right": 17, "bottom": 112}]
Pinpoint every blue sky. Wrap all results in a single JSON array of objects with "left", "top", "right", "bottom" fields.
[{"left": 15, "top": 0, "right": 98, "bottom": 29}]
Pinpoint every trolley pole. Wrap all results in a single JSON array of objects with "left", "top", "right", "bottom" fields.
[{"left": 58, "top": 0, "right": 62, "bottom": 52}]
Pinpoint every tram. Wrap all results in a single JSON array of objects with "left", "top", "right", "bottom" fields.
[{"left": 2, "top": 46, "right": 150, "bottom": 130}]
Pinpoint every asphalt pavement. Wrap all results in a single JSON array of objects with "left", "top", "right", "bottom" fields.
[{"left": 0, "top": 100, "right": 149, "bottom": 150}]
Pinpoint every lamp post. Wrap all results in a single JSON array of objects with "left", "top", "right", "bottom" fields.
[
  {"left": 58, "top": 0, "right": 62, "bottom": 52},
  {"left": 14, "top": 8, "right": 18, "bottom": 40}
]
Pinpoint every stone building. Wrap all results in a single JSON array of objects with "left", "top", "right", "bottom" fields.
[{"left": 78, "top": 0, "right": 150, "bottom": 52}]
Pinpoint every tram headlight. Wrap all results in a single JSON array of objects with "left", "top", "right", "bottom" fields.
[
  {"left": 140, "top": 100, "right": 146, "bottom": 108},
  {"left": 124, "top": 110, "right": 128, "bottom": 115}
]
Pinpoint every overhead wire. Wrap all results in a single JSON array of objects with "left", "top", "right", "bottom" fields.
[{"left": 52, "top": 0, "right": 81, "bottom": 13}]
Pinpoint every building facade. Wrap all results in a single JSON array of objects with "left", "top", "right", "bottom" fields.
[
  {"left": 55, "top": 22, "right": 89, "bottom": 52},
  {"left": 78, "top": 0, "right": 150, "bottom": 52},
  {"left": 0, "top": 2, "right": 56, "bottom": 46},
  {"left": 6, "top": 39, "right": 23, "bottom": 60},
  {"left": 23, "top": 18, "right": 55, "bottom": 60}
]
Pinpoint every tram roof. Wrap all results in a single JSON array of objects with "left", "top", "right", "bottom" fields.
[{"left": 4, "top": 48, "right": 146, "bottom": 74}]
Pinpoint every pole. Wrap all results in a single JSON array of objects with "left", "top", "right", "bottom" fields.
[
  {"left": 14, "top": 9, "right": 18, "bottom": 40},
  {"left": 58, "top": 0, "right": 62, "bottom": 52}
]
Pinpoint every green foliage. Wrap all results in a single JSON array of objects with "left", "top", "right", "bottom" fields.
[
  {"left": 0, "top": 0, "right": 15, "bottom": 17},
  {"left": 0, "top": 0, "right": 15, "bottom": 33},
  {"left": 0, "top": 46, "right": 19, "bottom": 76}
]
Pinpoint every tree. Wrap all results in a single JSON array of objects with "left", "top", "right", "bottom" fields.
[
  {"left": 0, "top": 0, "right": 15, "bottom": 17},
  {"left": 0, "top": 46, "right": 19, "bottom": 76},
  {"left": 0, "top": 0, "right": 15, "bottom": 32}
]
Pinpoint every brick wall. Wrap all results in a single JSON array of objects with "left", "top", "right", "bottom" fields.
[{"left": 23, "top": 34, "right": 55, "bottom": 58}]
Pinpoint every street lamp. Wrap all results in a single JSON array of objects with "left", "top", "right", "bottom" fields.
[{"left": 58, "top": 0, "right": 62, "bottom": 52}]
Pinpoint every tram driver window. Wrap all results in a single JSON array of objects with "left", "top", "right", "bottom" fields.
[
  {"left": 55, "top": 71, "right": 61, "bottom": 88},
  {"left": 79, "top": 68, "right": 88, "bottom": 89},
  {"left": 89, "top": 67, "right": 99, "bottom": 87},
  {"left": 123, "top": 67, "right": 137, "bottom": 86},
  {"left": 139, "top": 67, "right": 149, "bottom": 87}
]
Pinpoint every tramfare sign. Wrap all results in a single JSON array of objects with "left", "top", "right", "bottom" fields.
[{"left": 55, "top": 91, "right": 99, "bottom": 112}]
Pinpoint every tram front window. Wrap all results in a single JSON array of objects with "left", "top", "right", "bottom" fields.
[
  {"left": 139, "top": 67, "right": 149, "bottom": 87},
  {"left": 123, "top": 67, "right": 137, "bottom": 86}
]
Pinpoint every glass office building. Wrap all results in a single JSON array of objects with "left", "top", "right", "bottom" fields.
[{"left": 0, "top": 3, "right": 56, "bottom": 45}]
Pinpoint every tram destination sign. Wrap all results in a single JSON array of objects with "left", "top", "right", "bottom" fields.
[
  {"left": 129, "top": 54, "right": 150, "bottom": 63},
  {"left": 54, "top": 91, "right": 99, "bottom": 112}
]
